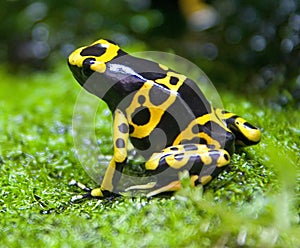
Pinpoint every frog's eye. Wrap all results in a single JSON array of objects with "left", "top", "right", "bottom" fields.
[
  {"left": 82, "top": 58, "right": 95, "bottom": 77},
  {"left": 80, "top": 44, "right": 107, "bottom": 57}
]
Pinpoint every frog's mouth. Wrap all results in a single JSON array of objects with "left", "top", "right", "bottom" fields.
[{"left": 67, "top": 61, "right": 86, "bottom": 86}]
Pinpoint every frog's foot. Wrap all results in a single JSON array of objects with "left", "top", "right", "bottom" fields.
[{"left": 68, "top": 180, "right": 115, "bottom": 202}]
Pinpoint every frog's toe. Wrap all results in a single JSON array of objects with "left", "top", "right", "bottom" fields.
[
  {"left": 146, "top": 180, "right": 181, "bottom": 198},
  {"left": 70, "top": 193, "right": 91, "bottom": 203},
  {"left": 69, "top": 180, "right": 106, "bottom": 202},
  {"left": 125, "top": 180, "right": 182, "bottom": 198},
  {"left": 125, "top": 182, "right": 157, "bottom": 191},
  {"left": 68, "top": 179, "right": 92, "bottom": 192}
]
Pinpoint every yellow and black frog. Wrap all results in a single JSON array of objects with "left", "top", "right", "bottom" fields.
[{"left": 68, "top": 39, "right": 261, "bottom": 200}]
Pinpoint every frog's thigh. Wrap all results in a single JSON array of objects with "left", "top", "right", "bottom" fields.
[
  {"left": 146, "top": 144, "right": 230, "bottom": 172},
  {"left": 143, "top": 144, "right": 230, "bottom": 197}
]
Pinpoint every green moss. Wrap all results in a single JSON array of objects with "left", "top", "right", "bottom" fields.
[{"left": 0, "top": 64, "right": 299, "bottom": 247}]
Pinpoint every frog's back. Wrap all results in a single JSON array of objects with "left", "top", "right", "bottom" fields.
[{"left": 105, "top": 54, "right": 234, "bottom": 157}]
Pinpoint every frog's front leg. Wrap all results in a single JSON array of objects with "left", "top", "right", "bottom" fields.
[
  {"left": 70, "top": 109, "right": 129, "bottom": 202},
  {"left": 126, "top": 144, "right": 230, "bottom": 197},
  {"left": 100, "top": 109, "right": 129, "bottom": 193}
]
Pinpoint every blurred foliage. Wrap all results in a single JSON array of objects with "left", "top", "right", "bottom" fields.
[{"left": 0, "top": 0, "right": 299, "bottom": 104}]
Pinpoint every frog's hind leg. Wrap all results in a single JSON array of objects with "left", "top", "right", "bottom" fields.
[{"left": 125, "top": 144, "right": 230, "bottom": 197}]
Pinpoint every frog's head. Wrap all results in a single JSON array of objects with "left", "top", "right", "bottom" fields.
[
  {"left": 68, "top": 39, "right": 145, "bottom": 111},
  {"left": 68, "top": 39, "right": 125, "bottom": 86}
]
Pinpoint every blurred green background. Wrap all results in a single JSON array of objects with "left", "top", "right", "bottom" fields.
[{"left": 1, "top": 0, "right": 299, "bottom": 106}]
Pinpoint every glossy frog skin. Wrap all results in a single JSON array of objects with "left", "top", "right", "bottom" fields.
[{"left": 68, "top": 39, "right": 261, "bottom": 200}]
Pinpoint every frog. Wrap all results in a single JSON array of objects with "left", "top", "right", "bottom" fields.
[{"left": 67, "top": 39, "right": 261, "bottom": 201}]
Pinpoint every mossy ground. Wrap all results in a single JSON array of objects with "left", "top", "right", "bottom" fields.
[{"left": 0, "top": 63, "right": 299, "bottom": 247}]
